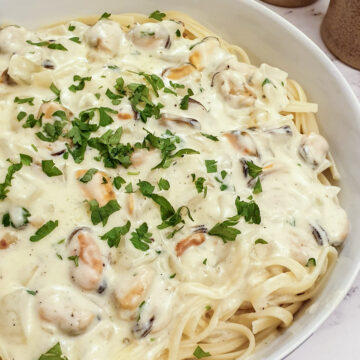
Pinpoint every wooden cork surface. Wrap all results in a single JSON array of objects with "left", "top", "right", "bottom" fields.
[{"left": 321, "top": 0, "right": 360, "bottom": 70}]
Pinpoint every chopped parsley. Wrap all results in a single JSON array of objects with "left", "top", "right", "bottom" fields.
[
  {"left": 50, "top": 82, "right": 61, "bottom": 103},
  {"left": 87, "top": 199, "right": 121, "bottom": 226},
  {"left": 169, "top": 273, "right": 176, "bottom": 279},
  {"left": 68, "top": 25, "right": 76, "bottom": 31},
  {"left": 262, "top": 78, "right": 276, "bottom": 88},
  {"left": 193, "top": 346, "right": 211, "bottom": 359},
  {"left": 26, "top": 289, "right": 37, "bottom": 296},
  {"left": 246, "top": 161, "right": 262, "bottom": 178},
  {"left": 87, "top": 127, "right": 134, "bottom": 168},
  {"left": 175, "top": 29, "right": 181, "bottom": 37},
  {"left": 253, "top": 177, "right": 262, "bottom": 194},
  {"left": 113, "top": 176, "right": 126, "bottom": 189},
  {"left": 306, "top": 258, "right": 316, "bottom": 267},
  {"left": 99, "top": 12, "right": 111, "bottom": 20},
  {"left": 17, "top": 111, "right": 27, "bottom": 121},
  {"left": 38, "top": 342, "right": 68, "bottom": 360},
  {"left": 149, "top": 10, "right": 166, "bottom": 21},
  {"left": 130, "top": 222, "right": 152, "bottom": 251},
  {"left": 79, "top": 168, "right": 98, "bottom": 183},
  {"left": 100, "top": 221, "right": 131, "bottom": 248},
  {"left": 200, "top": 132, "right": 219, "bottom": 142},
  {"left": 138, "top": 129, "right": 199, "bottom": 169},
  {"left": 2, "top": 207, "right": 31, "bottom": 228},
  {"left": 26, "top": 40, "right": 67, "bottom": 51},
  {"left": 69, "top": 75, "right": 92, "bottom": 93},
  {"left": 30, "top": 220, "right": 58, "bottom": 242},
  {"left": 179, "top": 88, "right": 194, "bottom": 110},
  {"left": 194, "top": 176, "right": 207, "bottom": 197},
  {"left": 14, "top": 96, "right": 34, "bottom": 105},
  {"left": 255, "top": 238, "right": 268, "bottom": 244},
  {"left": 170, "top": 81, "right": 185, "bottom": 89},
  {"left": 208, "top": 215, "right": 241, "bottom": 243},
  {"left": 203, "top": 258, "right": 207, "bottom": 265},
  {"left": 138, "top": 180, "right": 193, "bottom": 229},
  {"left": 0, "top": 154, "right": 32, "bottom": 200},
  {"left": 69, "top": 36, "right": 81, "bottom": 43},
  {"left": 42, "top": 160, "right": 63, "bottom": 177},
  {"left": 235, "top": 196, "right": 261, "bottom": 224},
  {"left": 158, "top": 178, "right": 170, "bottom": 190},
  {"left": 205, "top": 160, "right": 217, "bottom": 173},
  {"left": 36, "top": 112, "right": 67, "bottom": 142},
  {"left": 68, "top": 255, "right": 79, "bottom": 267},
  {"left": 125, "top": 183, "right": 134, "bottom": 193}
]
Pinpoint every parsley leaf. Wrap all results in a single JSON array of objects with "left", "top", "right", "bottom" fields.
[
  {"left": 79, "top": 168, "right": 98, "bottom": 183},
  {"left": 36, "top": 116, "right": 67, "bottom": 143},
  {"left": 130, "top": 222, "right": 152, "bottom": 251},
  {"left": 100, "top": 220, "right": 131, "bottom": 248},
  {"left": 180, "top": 88, "right": 194, "bottom": 110},
  {"left": 0, "top": 155, "right": 32, "bottom": 200},
  {"left": 69, "top": 36, "right": 81, "bottom": 43},
  {"left": 26, "top": 289, "right": 37, "bottom": 296},
  {"left": 87, "top": 199, "right": 121, "bottom": 226},
  {"left": 193, "top": 346, "right": 211, "bottom": 359},
  {"left": 149, "top": 10, "right": 166, "bottom": 21},
  {"left": 205, "top": 160, "right": 217, "bottom": 173},
  {"left": 253, "top": 177, "right": 262, "bottom": 194},
  {"left": 138, "top": 180, "right": 155, "bottom": 196},
  {"left": 139, "top": 129, "right": 199, "bottom": 169},
  {"left": 113, "top": 176, "right": 126, "bottom": 189},
  {"left": 68, "top": 25, "right": 75, "bottom": 31},
  {"left": 125, "top": 183, "right": 134, "bottom": 193},
  {"left": 38, "top": 342, "right": 68, "bottom": 360},
  {"left": 99, "top": 12, "right": 111, "bottom": 20},
  {"left": 170, "top": 81, "right": 185, "bottom": 89},
  {"left": 176, "top": 29, "right": 181, "bottom": 37},
  {"left": 195, "top": 177, "right": 206, "bottom": 196},
  {"left": 68, "top": 255, "right": 79, "bottom": 267},
  {"left": 235, "top": 196, "right": 261, "bottom": 224},
  {"left": 26, "top": 40, "right": 67, "bottom": 51},
  {"left": 246, "top": 161, "right": 262, "bottom": 178},
  {"left": 88, "top": 127, "right": 134, "bottom": 168},
  {"left": 30, "top": 220, "right": 58, "bottom": 242},
  {"left": 306, "top": 258, "right": 316, "bottom": 267},
  {"left": 208, "top": 215, "right": 241, "bottom": 243},
  {"left": 255, "top": 238, "right": 268, "bottom": 244},
  {"left": 158, "top": 178, "right": 170, "bottom": 190},
  {"left": 69, "top": 75, "right": 92, "bottom": 93},
  {"left": 14, "top": 96, "right": 34, "bottom": 105},
  {"left": 2, "top": 207, "right": 31, "bottom": 228},
  {"left": 200, "top": 132, "right": 219, "bottom": 141},
  {"left": 42, "top": 160, "right": 63, "bottom": 177},
  {"left": 17, "top": 111, "right": 27, "bottom": 121},
  {"left": 262, "top": 78, "right": 276, "bottom": 88}
]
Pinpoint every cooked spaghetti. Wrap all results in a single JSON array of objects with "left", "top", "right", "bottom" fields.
[{"left": 0, "top": 10, "right": 348, "bottom": 360}]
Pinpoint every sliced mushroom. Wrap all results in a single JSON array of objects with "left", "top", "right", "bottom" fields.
[
  {"left": 132, "top": 315, "right": 155, "bottom": 338},
  {"left": 192, "top": 225, "right": 208, "bottom": 234},
  {"left": 160, "top": 113, "right": 201, "bottom": 130},
  {"left": 162, "top": 63, "right": 199, "bottom": 81},
  {"left": 298, "top": 133, "right": 329, "bottom": 169},
  {"left": 224, "top": 131, "right": 258, "bottom": 157},
  {"left": 175, "top": 233, "right": 206, "bottom": 257},
  {"left": 188, "top": 98, "right": 207, "bottom": 111},
  {"left": 0, "top": 68, "right": 17, "bottom": 85},
  {"left": 42, "top": 59, "right": 55, "bottom": 70},
  {"left": 310, "top": 223, "right": 329, "bottom": 246},
  {"left": 266, "top": 125, "right": 292, "bottom": 136}
]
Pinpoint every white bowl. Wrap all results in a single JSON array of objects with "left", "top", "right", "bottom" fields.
[{"left": 1, "top": 0, "right": 359, "bottom": 359}]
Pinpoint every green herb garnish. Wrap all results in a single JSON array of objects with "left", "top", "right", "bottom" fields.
[{"left": 30, "top": 220, "right": 58, "bottom": 242}]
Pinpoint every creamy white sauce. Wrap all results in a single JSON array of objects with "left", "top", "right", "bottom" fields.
[{"left": 0, "top": 17, "right": 348, "bottom": 360}]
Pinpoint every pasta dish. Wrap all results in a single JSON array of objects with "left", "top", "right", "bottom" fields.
[{"left": 0, "top": 10, "right": 349, "bottom": 360}]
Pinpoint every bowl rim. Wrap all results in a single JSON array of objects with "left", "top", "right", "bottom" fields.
[{"left": 245, "top": 1, "right": 360, "bottom": 359}]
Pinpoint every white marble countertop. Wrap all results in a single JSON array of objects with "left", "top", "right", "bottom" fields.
[{"left": 257, "top": 1, "right": 360, "bottom": 359}]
